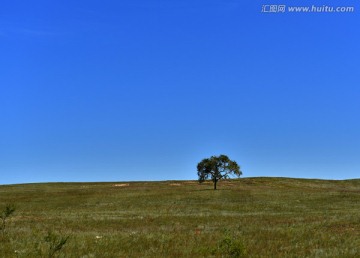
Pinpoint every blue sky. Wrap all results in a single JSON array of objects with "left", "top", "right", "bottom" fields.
[{"left": 1, "top": 0, "right": 359, "bottom": 184}]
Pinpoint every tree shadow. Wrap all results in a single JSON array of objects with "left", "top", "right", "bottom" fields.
[{"left": 194, "top": 188, "right": 232, "bottom": 191}]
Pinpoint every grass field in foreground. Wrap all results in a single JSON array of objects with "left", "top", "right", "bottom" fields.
[{"left": 1, "top": 177, "right": 360, "bottom": 257}]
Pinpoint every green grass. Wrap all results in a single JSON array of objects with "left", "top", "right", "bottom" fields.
[{"left": 1, "top": 177, "right": 360, "bottom": 257}]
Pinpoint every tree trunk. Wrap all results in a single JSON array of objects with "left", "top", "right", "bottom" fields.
[{"left": 214, "top": 179, "right": 217, "bottom": 190}]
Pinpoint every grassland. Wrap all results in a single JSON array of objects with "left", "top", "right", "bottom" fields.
[{"left": 1, "top": 177, "right": 360, "bottom": 257}]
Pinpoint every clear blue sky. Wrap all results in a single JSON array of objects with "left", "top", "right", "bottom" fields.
[{"left": 1, "top": 1, "right": 359, "bottom": 184}]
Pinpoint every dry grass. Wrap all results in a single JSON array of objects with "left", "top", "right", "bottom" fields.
[{"left": 1, "top": 177, "right": 360, "bottom": 257}]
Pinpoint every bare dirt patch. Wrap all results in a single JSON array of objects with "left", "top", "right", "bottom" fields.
[{"left": 113, "top": 184, "right": 129, "bottom": 187}]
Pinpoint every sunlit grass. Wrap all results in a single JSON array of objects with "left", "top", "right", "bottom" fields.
[{"left": 1, "top": 177, "right": 360, "bottom": 257}]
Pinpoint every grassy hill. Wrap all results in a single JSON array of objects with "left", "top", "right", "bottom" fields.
[{"left": 1, "top": 177, "right": 360, "bottom": 257}]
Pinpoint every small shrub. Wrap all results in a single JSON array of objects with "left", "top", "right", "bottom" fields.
[
  {"left": 42, "top": 231, "right": 70, "bottom": 258},
  {"left": 0, "top": 204, "right": 16, "bottom": 234},
  {"left": 212, "top": 231, "right": 247, "bottom": 258}
]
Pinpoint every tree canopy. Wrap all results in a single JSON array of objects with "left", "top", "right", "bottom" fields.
[{"left": 197, "top": 155, "right": 242, "bottom": 190}]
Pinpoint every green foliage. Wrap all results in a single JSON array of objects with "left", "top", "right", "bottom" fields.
[
  {"left": 197, "top": 154, "right": 242, "bottom": 189},
  {"left": 214, "top": 232, "right": 247, "bottom": 258},
  {"left": 0, "top": 204, "right": 15, "bottom": 234},
  {"left": 42, "top": 231, "right": 69, "bottom": 258}
]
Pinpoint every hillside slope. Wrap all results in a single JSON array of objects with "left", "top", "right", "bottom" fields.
[{"left": 1, "top": 177, "right": 360, "bottom": 257}]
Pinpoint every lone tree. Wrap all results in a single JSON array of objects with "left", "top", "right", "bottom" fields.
[{"left": 197, "top": 155, "right": 242, "bottom": 190}]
